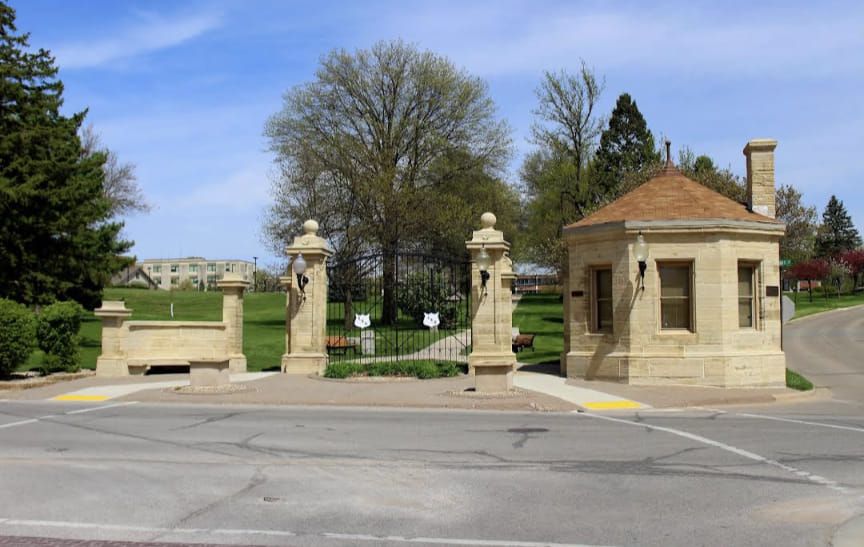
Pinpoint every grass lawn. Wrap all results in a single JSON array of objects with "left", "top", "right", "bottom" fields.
[
  {"left": 786, "top": 290, "right": 864, "bottom": 320},
  {"left": 512, "top": 293, "right": 564, "bottom": 365}
]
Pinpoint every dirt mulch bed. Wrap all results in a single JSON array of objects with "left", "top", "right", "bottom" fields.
[{"left": 0, "top": 369, "right": 95, "bottom": 391}]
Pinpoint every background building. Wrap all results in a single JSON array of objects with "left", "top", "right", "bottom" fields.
[
  {"left": 139, "top": 258, "right": 254, "bottom": 291},
  {"left": 513, "top": 273, "right": 560, "bottom": 294}
]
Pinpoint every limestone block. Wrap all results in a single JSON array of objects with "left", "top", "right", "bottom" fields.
[
  {"left": 190, "top": 360, "right": 230, "bottom": 387},
  {"left": 648, "top": 359, "right": 704, "bottom": 378},
  {"left": 474, "top": 364, "right": 513, "bottom": 392}
]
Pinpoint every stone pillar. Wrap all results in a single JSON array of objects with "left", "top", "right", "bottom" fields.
[
  {"left": 281, "top": 220, "right": 333, "bottom": 374},
  {"left": 94, "top": 301, "right": 132, "bottom": 377},
  {"left": 467, "top": 212, "right": 517, "bottom": 392},
  {"left": 217, "top": 273, "right": 250, "bottom": 372},
  {"left": 744, "top": 139, "right": 778, "bottom": 218}
]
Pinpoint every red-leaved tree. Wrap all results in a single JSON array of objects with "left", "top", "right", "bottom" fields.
[
  {"left": 840, "top": 249, "right": 864, "bottom": 290},
  {"left": 789, "top": 259, "right": 830, "bottom": 302}
]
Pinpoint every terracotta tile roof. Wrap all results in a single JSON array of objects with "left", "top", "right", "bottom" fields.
[{"left": 568, "top": 166, "right": 781, "bottom": 228}]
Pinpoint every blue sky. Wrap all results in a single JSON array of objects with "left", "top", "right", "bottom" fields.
[{"left": 11, "top": 0, "right": 864, "bottom": 269}]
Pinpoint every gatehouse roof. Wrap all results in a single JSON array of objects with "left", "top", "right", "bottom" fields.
[{"left": 567, "top": 164, "right": 781, "bottom": 229}]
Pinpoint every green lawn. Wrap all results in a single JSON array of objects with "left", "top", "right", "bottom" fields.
[
  {"left": 786, "top": 290, "right": 864, "bottom": 320},
  {"left": 512, "top": 294, "right": 564, "bottom": 365}
]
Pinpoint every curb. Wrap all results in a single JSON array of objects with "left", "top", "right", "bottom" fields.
[
  {"left": 772, "top": 386, "right": 827, "bottom": 402},
  {"left": 788, "top": 302, "right": 864, "bottom": 323}
]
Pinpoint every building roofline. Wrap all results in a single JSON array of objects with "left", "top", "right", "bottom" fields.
[
  {"left": 140, "top": 258, "right": 254, "bottom": 263},
  {"left": 564, "top": 218, "right": 786, "bottom": 238}
]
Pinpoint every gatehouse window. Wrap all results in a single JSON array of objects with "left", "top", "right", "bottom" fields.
[
  {"left": 591, "top": 267, "right": 613, "bottom": 333},
  {"left": 659, "top": 262, "right": 692, "bottom": 331},
  {"left": 738, "top": 263, "right": 757, "bottom": 328}
]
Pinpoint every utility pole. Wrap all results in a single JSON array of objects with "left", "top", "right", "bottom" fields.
[{"left": 252, "top": 256, "right": 258, "bottom": 292}]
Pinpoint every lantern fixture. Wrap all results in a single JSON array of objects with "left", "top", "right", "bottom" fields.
[
  {"left": 293, "top": 253, "right": 309, "bottom": 298},
  {"left": 634, "top": 232, "right": 649, "bottom": 291}
]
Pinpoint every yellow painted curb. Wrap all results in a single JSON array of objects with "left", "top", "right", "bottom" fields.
[
  {"left": 582, "top": 400, "right": 642, "bottom": 410},
  {"left": 53, "top": 395, "right": 110, "bottom": 402}
]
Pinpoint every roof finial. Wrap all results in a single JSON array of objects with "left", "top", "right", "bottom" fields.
[{"left": 665, "top": 139, "right": 673, "bottom": 168}]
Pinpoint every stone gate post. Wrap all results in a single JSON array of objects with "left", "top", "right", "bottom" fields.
[
  {"left": 217, "top": 272, "right": 250, "bottom": 372},
  {"left": 466, "top": 212, "right": 517, "bottom": 391},
  {"left": 94, "top": 300, "right": 132, "bottom": 377},
  {"left": 281, "top": 220, "right": 333, "bottom": 374}
]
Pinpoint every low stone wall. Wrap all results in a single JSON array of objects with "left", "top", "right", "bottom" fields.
[{"left": 94, "top": 274, "right": 249, "bottom": 377}]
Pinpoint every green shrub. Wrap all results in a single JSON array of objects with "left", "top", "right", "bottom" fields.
[
  {"left": 435, "top": 361, "right": 460, "bottom": 377},
  {"left": 0, "top": 299, "right": 36, "bottom": 377},
  {"left": 323, "top": 359, "right": 462, "bottom": 379},
  {"left": 323, "top": 362, "right": 364, "bottom": 378},
  {"left": 36, "top": 301, "right": 85, "bottom": 372},
  {"left": 397, "top": 271, "right": 458, "bottom": 328}
]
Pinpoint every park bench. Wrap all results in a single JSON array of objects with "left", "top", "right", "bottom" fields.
[
  {"left": 326, "top": 335, "right": 359, "bottom": 355},
  {"left": 511, "top": 327, "right": 535, "bottom": 353}
]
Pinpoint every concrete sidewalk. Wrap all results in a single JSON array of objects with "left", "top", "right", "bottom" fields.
[{"left": 1, "top": 365, "right": 818, "bottom": 412}]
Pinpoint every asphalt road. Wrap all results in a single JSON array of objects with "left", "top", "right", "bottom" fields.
[
  {"left": 0, "top": 398, "right": 862, "bottom": 547},
  {"left": 0, "top": 306, "right": 861, "bottom": 547},
  {"left": 784, "top": 304, "right": 864, "bottom": 402}
]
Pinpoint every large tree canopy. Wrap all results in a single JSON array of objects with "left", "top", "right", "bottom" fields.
[
  {"left": 265, "top": 40, "right": 512, "bottom": 323},
  {"left": 0, "top": 2, "right": 130, "bottom": 308},
  {"left": 265, "top": 40, "right": 511, "bottom": 257}
]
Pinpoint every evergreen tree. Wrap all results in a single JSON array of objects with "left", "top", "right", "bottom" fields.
[
  {"left": 0, "top": 2, "right": 130, "bottom": 308},
  {"left": 816, "top": 195, "right": 862, "bottom": 258},
  {"left": 592, "top": 93, "right": 660, "bottom": 200}
]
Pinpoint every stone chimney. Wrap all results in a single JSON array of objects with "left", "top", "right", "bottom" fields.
[{"left": 743, "top": 139, "right": 778, "bottom": 218}]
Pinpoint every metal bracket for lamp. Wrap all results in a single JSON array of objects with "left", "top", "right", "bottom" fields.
[
  {"left": 634, "top": 232, "right": 649, "bottom": 291},
  {"left": 476, "top": 246, "right": 491, "bottom": 295},
  {"left": 293, "top": 253, "right": 309, "bottom": 301}
]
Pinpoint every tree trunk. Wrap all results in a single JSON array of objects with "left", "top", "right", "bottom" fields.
[{"left": 381, "top": 242, "right": 398, "bottom": 326}]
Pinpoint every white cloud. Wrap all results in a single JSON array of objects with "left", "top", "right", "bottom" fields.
[
  {"left": 54, "top": 9, "right": 223, "bottom": 69},
  {"left": 380, "top": 2, "right": 864, "bottom": 78},
  {"left": 166, "top": 161, "right": 272, "bottom": 214}
]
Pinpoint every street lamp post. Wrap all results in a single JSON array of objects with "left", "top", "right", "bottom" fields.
[{"left": 252, "top": 256, "right": 258, "bottom": 292}]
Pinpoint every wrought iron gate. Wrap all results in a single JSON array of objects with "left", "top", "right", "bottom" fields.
[{"left": 326, "top": 253, "right": 471, "bottom": 365}]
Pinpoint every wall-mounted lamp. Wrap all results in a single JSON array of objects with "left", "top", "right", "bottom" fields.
[
  {"left": 476, "top": 246, "right": 491, "bottom": 292},
  {"left": 634, "top": 232, "right": 649, "bottom": 291},
  {"left": 293, "top": 253, "right": 309, "bottom": 299}
]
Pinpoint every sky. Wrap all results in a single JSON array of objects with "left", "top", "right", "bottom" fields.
[{"left": 11, "top": 0, "right": 864, "bottom": 270}]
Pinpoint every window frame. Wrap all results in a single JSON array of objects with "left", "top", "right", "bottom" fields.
[
  {"left": 737, "top": 261, "right": 759, "bottom": 329},
  {"left": 589, "top": 266, "right": 614, "bottom": 334},
  {"left": 657, "top": 261, "right": 694, "bottom": 332}
]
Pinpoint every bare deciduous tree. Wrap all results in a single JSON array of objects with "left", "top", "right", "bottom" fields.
[{"left": 80, "top": 125, "right": 151, "bottom": 217}]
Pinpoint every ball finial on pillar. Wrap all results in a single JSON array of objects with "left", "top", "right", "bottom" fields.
[
  {"left": 303, "top": 220, "right": 319, "bottom": 235},
  {"left": 480, "top": 212, "right": 497, "bottom": 230}
]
